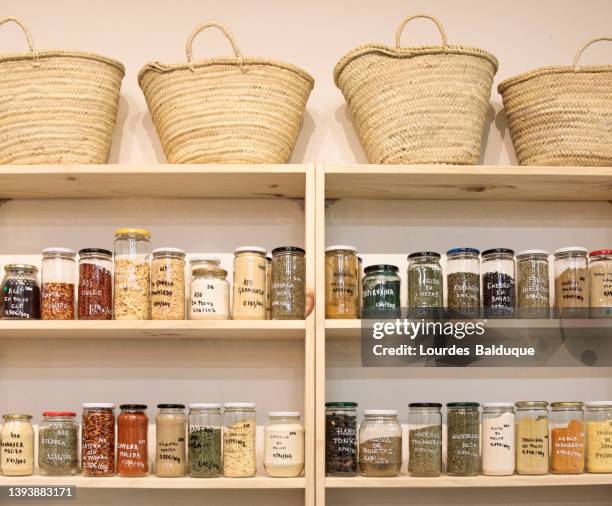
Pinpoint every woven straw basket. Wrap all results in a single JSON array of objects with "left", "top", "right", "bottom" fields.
[
  {"left": 0, "top": 17, "right": 124, "bottom": 165},
  {"left": 498, "top": 37, "right": 612, "bottom": 166},
  {"left": 334, "top": 14, "right": 498, "bottom": 165},
  {"left": 138, "top": 22, "right": 314, "bottom": 164}
]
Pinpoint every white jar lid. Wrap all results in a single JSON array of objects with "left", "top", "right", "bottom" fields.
[
  {"left": 554, "top": 246, "right": 588, "bottom": 256},
  {"left": 82, "top": 403, "right": 114, "bottom": 409},
  {"left": 325, "top": 245, "right": 357, "bottom": 253},
  {"left": 585, "top": 401, "right": 612, "bottom": 407},
  {"left": 269, "top": 411, "right": 300, "bottom": 417},
  {"left": 482, "top": 402, "right": 515, "bottom": 408},
  {"left": 233, "top": 246, "right": 266, "bottom": 254},
  {"left": 153, "top": 247, "right": 185, "bottom": 255},
  {"left": 43, "top": 247, "right": 76, "bottom": 255},
  {"left": 224, "top": 402, "right": 256, "bottom": 409},
  {"left": 363, "top": 409, "right": 398, "bottom": 416},
  {"left": 516, "top": 249, "right": 549, "bottom": 257},
  {"left": 189, "top": 403, "right": 221, "bottom": 409}
]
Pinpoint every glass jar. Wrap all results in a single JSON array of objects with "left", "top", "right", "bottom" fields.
[
  {"left": 151, "top": 248, "right": 186, "bottom": 320},
  {"left": 41, "top": 247, "right": 76, "bottom": 320},
  {"left": 1, "top": 264, "right": 40, "bottom": 320},
  {"left": 264, "top": 412, "right": 305, "bottom": 477},
  {"left": 266, "top": 254, "right": 272, "bottom": 319},
  {"left": 481, "top": 403, "right": 515, "bottom": 476},
  {"left": 223, "top": 402, "right": 257, "bottom": 477},
  {"left": 156, "top": 404, "right": 186, "bottom": 477},
  {"left": 585, "top": 401, "right": 612, "bottom": 473},
  {"left": 446, "top": 403, "right": 480, "bottom": 476},
  {"left": 482, "top": 248, "right": 516, "bottom": 318},
  {"left": 232, "top": 247, "right": 267, "bottom": 320},
  {"left": 446, "top": 248, "right": 481, "bottom": 318},
  {"left": 78, "top": 248, "right": 113, "bottom": 320},
  {"left": 357, "top": 256, "right": 364, "bottom": 318},
  {"left": 0, "top": 414, "right": 34, "bottom": 476},
  {"left": 189, "top": 256, "right": 221, "bottom": 274},
  {"left": 190, "top": 268, "right": 230, "bottom": 320},
  {"left": 554, "top": 247, "right": 589, "bottom": 318},
  {"left": 407, "top": 403, "right": 442, "bottom": 477},
  {"left": 270, "top": 247, "right": 306, "bottom": 320},
  {"left": 550, "top": 401, "right": 584, "bottom": 474},
  {"left": 407, "top": 252, "right": 443, "bottom": 315},
  {"left": 38, "top": 412, "right": 79, "bottom": 476},
  {"left": 325, "top": 246, "right": 359, "bottom": 319},
  {"left": 589, "top": 250, "right": 612, "bottom": 318},
  {"left": 358, "top": 410, "right": 402, "bottom": 477},
  {"left": 515, "top": 401, "right": 549, "bottom": 475},
  {"left": 516, "top": 250, "right": 550, "bottom": 319},
  {"left": 325, "top": 402, "right": 358, "bottom": 476},
  {"left": 114, "top": 228, "right": 151, "bottom": 320},
  {"left": 117, "top": 404, "right": 149, "bottom": 477},
  {"left": 81, "top": 403, "right": 115, "bottom": 476},
  {"left": 362, "top": 264, "right": 401, "bottom": 318},
  {"left": 188, "top": 403, "right": 222, "bottom": 478}
]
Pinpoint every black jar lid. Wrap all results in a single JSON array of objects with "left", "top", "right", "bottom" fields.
[
  {"left": 408, "top": 251, "right": 441, "bottom": 259},
  {"left": 446, "top": 402, "right": 480, "bottom": 408},
  {"left": 364, "top": 264, "right": 398, "bottom": 274},
  {"left": 157, "top": 403, "right": 185, "bottom": 409},
  {"left": 79, "top": 247, "right": 112, "bottom": 256},
  {"left": 325, "top": 401, "right": 358, "bottom": 407},
  {"left": 409, "top": 402, "right": 442, "bottom": 408},
  {"left": 481, "top": 248, "right": 514, "bottom": 257},
  {"left": 119, "top": 404, "right": 147, "bottom": 410},
  {"left": 271, "top": 246, "right": 305, "bottom": 255}
]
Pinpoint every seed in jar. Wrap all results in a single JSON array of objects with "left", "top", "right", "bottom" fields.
[{"left": 41, "top": 282, "right": 75, "bottom": 320}]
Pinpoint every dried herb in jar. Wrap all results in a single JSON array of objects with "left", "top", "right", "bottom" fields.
[
  {"left": 188, "top": 427, "right": 222, "bottom": 477},
  {"left": 38, "top": 418, "right": 79, "bottom": 476},
  {"left": 271, "top": 247, "right": 306, "bottom": 320},
  {"left": 408, "top": 424, "right": 442, "bottom": 476},
  {"left": 446, "top": 403, "right": 480, "bottom": 476},
  {"left": 517, "top": 251, "right": 550, "bottom": 319},
  {"left": 483, "top": 272, "right": 515, "bottom": 318},
  {"left": 407, "top": 253, "right": 443, "bottom": 314},
  {"left": 447, "top": 272, "right": 480, "bottom": 317}
]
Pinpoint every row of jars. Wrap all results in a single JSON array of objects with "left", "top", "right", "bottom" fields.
[
  {"left": 325, "top": 246, "right": 612, "bottom": 319},
  {"left": 325, "top": 401, "right": 612, "bottom": 477},
  {"left": 0, "top": 404, "right": 305, "bottom": 478},
  {"left": 0, "top": 229, "right": 306, "bottom": 321}
]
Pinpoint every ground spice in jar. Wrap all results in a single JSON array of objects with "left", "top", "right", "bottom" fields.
[
  {"left": 551, "top": 419, "right": 585, "bottom": 474},
  {"left": 586, "top": 419, "right": 612, "bottom": 473},
  {"left": 114, "top": 259, "right": 150, "bottom": 319},
  {"left": 117, "top": 405, "right": 149, "bottom": 477},
  {"left": 151, "top": 248, "right": 186, "bottom": 320},
  {"left": 38, "top": 412, "right": 79, "bottom": 476},
  {"left": 81, "top": 404, "right": 115, "bottom": 476},
  {"left": 589, "top": 250, "right": 612, "bottom": 318},
  {"left": 325, "top": 402, "right": 357, "bottom": 475},
  {"left": 223, "top": 417, "right": 257, "bottom": 477},
  {"left": 1, "top": 265, "right": 41, "bottom": 320},
  {"left": 516, "top": 250, "right": 550, "bottom": 319},
  {"left": 271, "top": 247, "right": 306, "bottom": 320},
  {"left": 446, "top": 403, "right": 480, "bottom": 476},
  {"left": 189, "top": 427, "right": 222, "bottom": 477},
  {"left": 156, "top": 404, "right": 186, "bottom": 477},
  {"left": 408, "top": 425, "right": 442, "bottom": 477},
  {"left": 78, "top": 249, "right": 112, "bottom": 320},
  {"left": 516, "top": 402, "right": 549, "bottom": 475},
  {"left": 554, "top": 247, "right": 588, "bottom": 317}
]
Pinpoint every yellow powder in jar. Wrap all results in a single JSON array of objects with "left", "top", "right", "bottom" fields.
[
  {"left": 587, "top": 420, "right": 612, "bottom": 473},
  {"left": 516, "top": 416, "right": 549, "bottom": 475}
]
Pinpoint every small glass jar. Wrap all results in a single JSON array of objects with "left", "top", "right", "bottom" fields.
[
  {"left": 190, "top": 268, "right": 230, "bottom": 320},
  {"left": 232, "top": 247, "right": 267, "bottom": 320},
  {"left": 0, "top": 414, "right": 34, "bottom": 476},
  {"left": 264, "top": 412, "right": 305, "bottom": 477},
  {"left": 266, "top": 254, "right": 272, "bottom": 319},
  {"left": 189, "top": 256, "right": 221, "bottom": 275},
  {"left": 117, "top": 404, "right": 149, "bottom": 477},
  {"left": 482, "top": 248, "right": 516, "bottom": 318},
  {"left": 446, "top": 248, "right": 481, "bottom": 318},
  {"left": 407, "top": 403, "right": 442, "bottom": 477},
  {"left": 585, "top": 401, "right": 612, "bottom": 473},
  {"left": 1, "top": 264, "right": 41, "bottom": 320},
  {"left": 550, "top": 402, "right": 585, "bottom": 474},
  {"left": 325, "top": 246, "right": 359, "bottom": 319},
  {"left": 481, "top": 403, "right": 515, "bottom": 476},
  {"left": 78, "top": 248, "right": 113, "bottom": 320},
  {"left": 114, "top": 228, "right": 151, "bottom": 320},
  {"left": 223, "top": 403, "right": 257, "bottom": 477},
  {"left": 446, "top": 402, "right": 480, "bottom": 476},
  {"left": 362, "top": 264, "right": 401, "bottom": 318},
  {"left": 554, "top": 247, "right": 589, "bottom": 318},
  {"left": 38, "top": 412, "right": 79, "bottom": 476},
  {"left": 151, "top": 248, "right": 186, "bottom": 320},
  {"left": 407, "top": 252, "right": 443, "bottom": 315},
  {"left": 516, "top": 250, "right": 550, "bottom": 319},
  {"left": 589, "top": 250, "right": 612, "bottom": 318},
  {"left": 358, "top": 410, "right": 402, "bottom": 477},
  {"left": 271, "top": 247, "right": 306, "bottom": 320},
  {"left": 325, "top": 402, "right": 358, "bottom": 476},
  {"left": 515, "top": 401, "right": 549, "bottom": 475},
  {"left": 81, "top": 403, "right": 115, "bottom": 476},
  {"left": 41, "top": 247, "right": 76, "bottom": 320},
  {"left": 156, "top": 404, "right": 186, "bottom": 477},
  {"left": 188, "top": 403, "right": 223, "bottom": 478}
]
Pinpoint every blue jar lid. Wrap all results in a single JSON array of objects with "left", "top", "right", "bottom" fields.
[{"left": 446, "top": 247, "right": 480, "bottom": 256}]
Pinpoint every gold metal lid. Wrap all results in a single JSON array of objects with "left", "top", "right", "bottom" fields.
[
  {"left": 4, "top": 263, "right": 38, "bottom": 272},
  {"left": 515, "top": 401, "right": 549, "bottom": 408},
  {"left": 551, "top": 401, "right": 584, "bottom": 409},
  {"left": 114, "top": 228, "right": 151, "bottom": 238},
  {"left": 193, "top": 267, "right": 227, "bottom": 278},
  {"left": 2, "top": 414, "right": 32, "bottom": 420}
]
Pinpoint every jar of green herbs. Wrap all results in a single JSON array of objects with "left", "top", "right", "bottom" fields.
[
  {"left": 188, "top": 403, "right": 222, "bottom": 478},
  {"left": 446, "top": 402, "right": 480, "bottom": 476},
  {"left": 38, "top": 412, "right": 79, "bottom": 476},
  {"left": 407, "top": 252, "right": 443, "bottom": 317},
  {"left": 362, "top": 265, "right": 401, "bottom": 318},
  {"left": 516, "top": 250, "right": 550, "bottom": 319}
]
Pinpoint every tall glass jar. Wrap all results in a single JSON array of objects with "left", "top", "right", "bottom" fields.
[
  {"left": 325, "top": 246, "right": 359, "bottom": 319},
  {"left": 358, "top": 410, "right": 402, "bottom": 477},
  {"left": 78, "top": 248, "right": 113, "bottom": 320},
  {"left": 232, "top": 247, "right": 267, "bottom": 320},
  {"left": 114, "top": 228, "right": 151, "bottom": 320},
  {"left": 264, "top": 412, "right": 305, "bottom": 477},
  {"left": 41, "top": 247, "right": 76, "bottom": 320},
  {"left": 446, "top": 248, "right": 481, "bottom": 318},
  {"left": 151, "top": 248, "right": 186, "bottom": 320},
  {"left": 190, "top": 268, "right": 230, "bottom": 320},
  {"left": 554, "top": 247, "right": 589, "bottom": 318},
  {"left": 585, "top": 401, "right": 612, "bottom": 473},
  {"left": 223, "top": 403, "right": 257, "bottom": 477},
  {"left": 407, "top": 403, "right": 442, "bottom": 477},
  {"left": 515, "top": 401, "right": 549, "bottom": 475},
  {"left": 516, "top": 250, "right": 550, "bottom": 319},
  {"left": 81, "top": 403, "right": 115, "bottom": 476},
  {"left": 482, "top": 248, "right": 516, "bottom": 318},
  {"left": 266, "top": 254, "right": 272, "bottom": 319},
  {"left": 117, "top": 404, "right": 148, "bottom": 477},
  {"left": 188, "top": 403, "right": 222, "bottom": 478},
  {"left": 325, "top": 402, "right": 358, "bottom": 476},
  {"left": 446, "top": 402, "right": 480, "bottom": 476},
  {"left": 407, "top": 252, "right": 443, "bottom": 315},
  {"left": 156, "top": 404, "right": 186, "bottom": 477},
  {"left": 0, "top": 414, "right": 34, "bottom": 476},
  {"left": 589, "top": 250, "right": 612, "bottom": 318},
  {"left": 550, "top": 402, "right": 584, "bottom": 474},
  {"left": 271, "top": 246, "right": 306, "bottom": 320},
  {"left": 481, "top": 403, "right": 515, "bottom": 476},
  {"left": 1, "top": 264, "right": 40, "bottom": 320},
  {"left": 362, "top": 264, "right": 401, "bottom": 318},
  {"left": 38, "top": 412, "right": 79, "bottom": 476},
  {"left": 358, "top": 256, "right": 364, "bottom": 318}
]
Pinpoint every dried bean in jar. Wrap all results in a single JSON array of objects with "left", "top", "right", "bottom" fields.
[{"left": 325, "top": 402, "right": 357, "bottom": 476}]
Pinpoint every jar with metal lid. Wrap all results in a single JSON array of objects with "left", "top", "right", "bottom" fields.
[
  {"left": 482, "top": 248, "right": 515, "bottom": 318},
  {"left": 156, "top": 404, "right": 186, "bottom": 477},
  {"left": 232, "top": 247, "right": 267, "bottom": 320},
  {"left": 271, "top": 246, "right": 306, "bottom": 320},
  {"left": 408, "top": 252, "right": 443, "bottom": 315},
  {"left": 38, "top": 412, "right": 79, "bottom": 476},
  {"left": 325, "top": 402, "right": 358, "bottom": 476},
  {"left": 481, "top": 403, "right": 515, "bottom": 476},
  {"left": 82, "top": 403, "right": 115, "bottom": 476},
  {"left": 151, "top": 248, "right": 186, "bottom": 320},
  {"left": 188, "top": 403, "right": 222, "bottom": 478},
  {"left": 446, "top": 402, "right": 480, "bottom": 476},
  {"left": 264, "top": 412, "right": 305, "bottom": 477},
  {"left": 446, "top": 248, "right": 481, "bottom": 318},
  {"left": 362, "top": 264, "right": 401, "bottom": 318},
  {"left": 117, "top": 404, "right": 148, "bottom": 477},
  {"left": 114, "top": 228, "right": 151, "bottom": 320},
  {"left": 223, "top": 402, "right": 257, "bottom": 477},
  {"left": 0, "top": 414, "right": 34, "bottom": 476},
  {"left": 266, "top": 254, "right": 272, "bottom": 319},
  {"left": 1, "top": 264, "right": 40, "bottom": 320},
  {"left": 190, "top": 268, "right": 230, "bottom": 320},
  {"left": 407, "top": 403, "right": 442, "bottom": 477},
  {"left": 585, "top": 401, "right": 612, "bottom": 473},
  {"left": 41, "top": 247, "right": 76, "bottom": 320},
  {"left": 550, "top": 402, "right": 584, "bottom": 474},
  {"left": 589, "top": 250, "right": 612, "bottom": 318},
  {"left": 358, "top": 410, "right": 402, "bottom": 477},
  {"left": 554, "top": 247, "right": 589, "bottom": 317},
  {"left": 78, "top": 248, "right": 113, "bottom": 320},
  {"left": 516, "top": 250, "right": 550, "bottom": 319},
  {"left": 189, "top": 256, "right": 221, "bottom": 274},
  {"left": 325, "top": 246, "right": 359, "bottom": 319},
  {"left": 515, "top": 401, "right": 549, "bottom": 475}
]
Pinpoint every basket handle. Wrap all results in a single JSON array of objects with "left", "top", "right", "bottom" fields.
[
  {"left": 186, "top": 22, "right": 243, "bottom": 72},
  {"left": 0, "top": 17, "right": 39, "bottom": 66},
  {"left": 395, "top": 14, "right": 448, "bottom": 49},
  {"left": 573, "top": 36, "right": 612, "bottom": 70}
]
